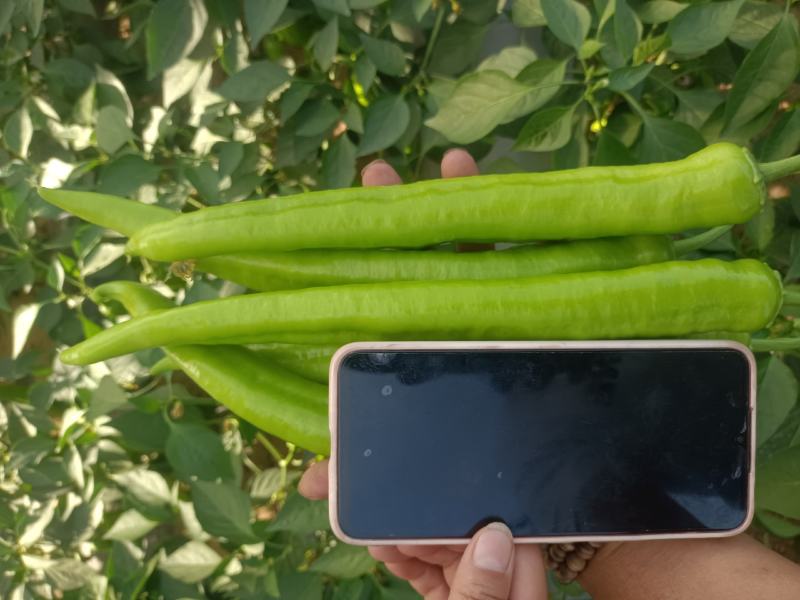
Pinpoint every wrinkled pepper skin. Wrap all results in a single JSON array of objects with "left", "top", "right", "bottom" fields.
[
  {"left": 92, "top": 282, "right": 329, "bottom": 455},
  {"left": 126, "top": 143, "right": 764, "bottom": 260},
  {"left": 38, "top": 189, "right": 675, "bottom": 291},
  {"left": 202, "top": 236, "right": 675, "bottom": 291},
  {"left": 65, "top": 259, "right": 781, "bottom": 365}
]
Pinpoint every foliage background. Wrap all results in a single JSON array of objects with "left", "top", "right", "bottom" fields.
[{"left": 1, "top": 0, "right": 800, "bottom": 598}]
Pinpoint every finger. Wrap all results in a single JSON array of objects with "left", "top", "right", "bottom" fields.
[
  {"left": 369, "top": 546, "right": 410, "bottom": 563},
  {"left": 510, "top": 545, "right": 548, "bottom": 600},
  {"left": 448, "top": 522, "right": 515, "bottom": 600},
  {"left": 362, "top": 159, "right": 403, "bottom": 187},
  {"left": 396, "top": 545, "right": 463, "bottom": 567},
  {"left": 440, "top": 148, "right": 479, "bottom": 179},
  {"left": 385, "top": 560, "right": 449, "bottom": 599},
  {"left": 297, "top": 459, "right": 329, "bottom": 500}
]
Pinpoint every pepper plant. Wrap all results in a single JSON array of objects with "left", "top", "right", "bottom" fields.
[{"left": 1, "top": 0, "right": 799, "bottom": 598}]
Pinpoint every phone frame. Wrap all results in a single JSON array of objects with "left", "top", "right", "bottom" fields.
[{"left": 328, "top": 340, "right": 757, "bottom": 545}]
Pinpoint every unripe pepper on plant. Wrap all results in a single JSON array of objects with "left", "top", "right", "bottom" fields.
[
  {"left": 62, "top": 259, "right": 782, "bottom": 366},
  {"left": 124, "top": 144, "right": 800, "bottom": 261}
]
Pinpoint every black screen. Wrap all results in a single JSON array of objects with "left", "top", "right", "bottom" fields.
[{"left": 336, "top": 349, "right": 751, "bottom": 539}]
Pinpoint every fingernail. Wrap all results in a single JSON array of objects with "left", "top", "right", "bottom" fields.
[
  {"left": 473, "top": 523, "right": 513, "bottom": 573},
  {"left": 361, "top": 159, "right": 386, "bottom": 177}
]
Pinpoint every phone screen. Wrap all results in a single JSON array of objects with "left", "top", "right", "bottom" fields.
[{"left": 335, "top": 348, "right": 752, "bottom": 540}]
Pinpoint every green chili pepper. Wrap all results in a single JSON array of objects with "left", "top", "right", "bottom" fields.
[
  {"left": 201, "top": 236, "right": 675, "bottom": 291},
  {"left": 92, "top": 281, "right": 329, "bottom": 455},
  {"left": 249, "top": 343, "right": 337, "bottom": 383},
  {"left": 62, "top": 259, "right": 782, "bottom": 365},
  {"left": 38, "top": 188, "right": 684, "bottom": 290},
  {"left": 124, "top": 144, "right": 800, "bottom": 261}
]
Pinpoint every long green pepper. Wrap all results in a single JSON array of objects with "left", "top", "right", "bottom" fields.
[
  {"left": 62, "top": 259, "right": 782, "bottom": 365},
  {"left": 92, "top": 282, "right": 329, "bottom": 454},
  {"left": 124, "top": 144, "right": 800, "bottom": 261},
  {"left": 38, "top": 189, "right": 678, "bottom": 289}
]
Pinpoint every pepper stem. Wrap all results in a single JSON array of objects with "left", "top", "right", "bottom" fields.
[
  {"left": 750, "top": 337, "right": 800, "bottom": 352},
  {"left": 674, "top": 225, "right": 732, "bottom": 255},
  {"left": 760, "top": 154, "right": 800, "bottom": 182},
  {"left": 783, "top": 290, "right": 800, "bottom": 306}
]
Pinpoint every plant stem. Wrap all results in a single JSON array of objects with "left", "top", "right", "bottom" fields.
[
  {"left": 420, "top": 6, "right": 446, "bottom": 80},
  {"left": 760, "top": 154, "right": 800, "bottom": 182},
  {"left": 674, "top": 225, "right": 732, "bottom": 255},
  {"left": 782, "top": 290, "right": 800, "bottom": 306},
  {"left": 750, "top": 337, "right": 800, "bottom": 352},
  {"left": 256, "top": 432, "right": 282, "bottom": 464}
]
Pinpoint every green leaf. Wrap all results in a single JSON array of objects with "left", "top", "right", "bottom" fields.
[
  {"left": 322, "top": 135, "right": 357, "bottom": 189},
  {"left": 512, "top": 0, "right": 546, "bottom": 27},
  {"left": 310, "top": 544, "right": 376, "bottom": 579},
  {"left": 45, "top": 559, "right": 96, "bottom": 591},
  {"left": 757, "top": 356, "right": 798, "bottom": 447},
  {"left": 636, "top": 116, "right": 705, "bottom": 163},
  {"left": 729, "top": 1, "right": 785, "bottom": 50},
  {"left": 96, "top": 105, "right": 133, "bottom": 154},
  {"left": 354, "top": 55, "right": 377, "bottom": 91},
  {"left": 159, "top": 541, "right": 222, "bottom": 584},
  {"left": 514, "top": 104, "right": 577, "bottom": 152},
  {"left": 613, "top": 0, "right": 641, "bottom": 62},
  {"left": 249, "top": 467, "right": 296, "bottom": 500},
  {"left": 165, "top": 422, "right": 235, "bottom": 482},
  {"left": 426, "top": 69, "right": 561, "bottom": 144},
  {"left": 104, "top": 509, "right": 159, "bottom": 541},
  {"left": 19, "top": 499, "right": 57, "bottom": 546},
  {"left": 26, "top": 0, "right": 44, "bottom": 35},
  {"left": 12, "top": 303, "right": 40, "bottom": 359},
  {"left": 358, "top": 94, "right": 410, "bottom": 156},
  {"left": 111, "top": 469, "right": 174, "bottom": 520},
  {"left": 97, "top": 154, "right": 162, "bottom": 196},
  {"left": 314, "top": 0, "right": 350, "bottom": 16},
  {"left": 477, "top": 46, "right": 537, "bottom": 77},
  {"left": 63, "top": 442, "right": 85, "bottom": 489},
  {"left": 295, "top": 99, "right": 340, "bottom": 136},
  {"left": 58, "top": 0, "right": 96, "bottom": 16},
  {"left": 593, "top": 130, "right": 635, "bottom": 166},
  {"left": 215, "top": 60, "right": 290, "bottom": 102},
  {"left": 758, "top": 109, "right": 800, "bottom": 162},
  {"left": 428, "top": 21, "right": 487, "bottom": 76},
  {"left": 540, "top": 0, "right": 591, "bottom": 51},
  {"left": 280, "top": 82, "right": 315, "bottom": 123},
  {"left": 81, "top": 243, "right": 126, "bottom": 276},
  {"left": 343, "top": 101, "right": 364, "bottom": 134},
  {"left": 350, "top": 0, "right": 388, "bottom": 7},
  {"left": 87, "top": 376, "right": 128, "bottom": 420},
  {"left": 636, "top": 0, "right": 687, "bottom": 25},
  {"left": 163, "top": 58, "right": 208, "bottom": 109},
  {"left": 0, "top": 1, "right": 14, "bottom": 35},
  {"left": 360, "top": 35, "right": 406, "bottom": 76},
  {"left": 756, "top": 445, "right": 800, "bottom": 519},
  {"left": 313, "top": 17, "right": 339, "bottom": 70},
  {"left": 666, "top": 0, "right": 745, "bottom": 56},
  {"left": 673, "top": 88, "right": 724, "bottom": 130},
  {"left": 757, "top": 510, "right": 800, "bottom": 538},
  {"left": 607, "top": 64, "right": 653, "bottom": 92},
  {"left": 278, "top": 570, "right": 325, "bottom": 600},
  {"left": 268, "top": 492, "right": 329, "bottom": 534},
  {"left": 723, "top": 17, "right": 800, "bottom": 133},
  {"left": 245, "top": 0, "right": 288, "bottom": 49},
  {"left": 191, "top": 480, "right": 258, "bottom": 544},
  {"left": 744, "top": 201, "right": 774, "bottom": 255},
  {"left": 579, "top": 39, "right": 605, "bottom": 59},
  {"left": 4, "top": 106, "right": 33, "bottom": 157},
  {"left": 146, "top": 0, "right": 209, "bottom": 79}
]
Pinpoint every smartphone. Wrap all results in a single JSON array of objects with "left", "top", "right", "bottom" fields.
[{"left": 329, "top": 341, "right": 755, "bottom": 545}]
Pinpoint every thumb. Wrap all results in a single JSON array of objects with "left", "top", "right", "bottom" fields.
[{"left": 449, "top": 522, "right": 514, "bottom": 600}]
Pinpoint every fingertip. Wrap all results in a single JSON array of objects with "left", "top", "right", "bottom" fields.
[
  {"left": 297, "top": 459, "right": 329, "bottom": 500},
  {"left": 361, "top": 159, "right": 403, "bottom": 186},
  {"left": 441, "top": 148, "right": 479, "bottom": 178}
]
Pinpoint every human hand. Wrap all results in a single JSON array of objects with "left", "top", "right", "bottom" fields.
[
  {"left": 300, "top": 459, "right": 547, "bottom": 600},
  {"left": 299, "top": 152, "right": 548, "bottom": 599}
]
